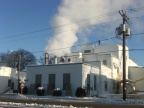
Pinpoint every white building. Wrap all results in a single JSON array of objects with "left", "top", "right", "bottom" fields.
[
  {"left": 0, "top": 66, "right": 26, "bottom": 94},
  {"left": 129, "top": 66, "right": 144, "bottom": 92},
  {"left": 26, "top": 44, "right": 139, "bottom": 96},
  {"left": 27, "top": 63, "right": 96, "bottom": 96}
]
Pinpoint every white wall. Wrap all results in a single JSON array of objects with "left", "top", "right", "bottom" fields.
[
  {"left": 0, "top": 67, "right": 16, "bottom": 92},
  {"left": 129, "top": 59, "right": 138, "bottom": 67},
  {"left": 112, "top": 56, "right": 121, "bottom": 80},
  {"left": 129, "top": 67, "right": 144, "bottom": 91},
  {"left": 0, "top": 67, "right": 11, "bottom": 76},
  {"left": 26, "top": 63, "right": 100, "bottom": 96},
  {"left": 66, "top": 52, "right": 82, "bottom": 62},
  {"left": 94, "top": 45, "right": 120, "bottom": 57},
  {"left": 82, "top": 64, "right": 99, "bottom": 96},
  {"left": 27, "top": 63, "right": 83, "bottom": 96},
  {"left": 85, "top": 61, "right": 113, "bottom": 96},
  {"left": 100, "top": 64, "right": 112, "bottom": 94}
]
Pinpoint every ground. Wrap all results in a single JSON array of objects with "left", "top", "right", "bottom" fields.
[{"left": 0, "top": 93, "right": 144, "bottom": 107}]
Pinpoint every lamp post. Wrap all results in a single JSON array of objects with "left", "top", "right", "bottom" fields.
[{"left": 17, "top": 54, "right": 21, "bottom": 94}]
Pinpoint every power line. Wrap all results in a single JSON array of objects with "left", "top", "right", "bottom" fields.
[
  {"left": 1, "top": 7, "right": 144, "bottom": 40},
  {"left": 132, "top": 32, "right": 144, "bottom": 36},
  {"left": 31, "top": 36, "right": 117, "bottom": 54},
  {"left": 1, "top": 16, "right": 144, "bottom": 44},
  {"left": 0, "top": 20, "right": 121, "bottom": 43},
  {"left": 0, "top": 12, "right": 119, "bottom": 40}
]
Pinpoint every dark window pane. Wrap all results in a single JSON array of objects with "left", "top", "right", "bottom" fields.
[
  {"left": 84, "top": 50, "right": 91, "bottom": 53},
  {"left": 35, "top": 74, "right": 42, "bottom": 89},
  {"left": 49, "top": 74, "right": 55, "bottom": 90},
  {"left": 94, "top": 75, "right": 96, "bottom": 90},
  {"left": 87, "top": 74, "right": 90, "bottom": 90},
  {"left": 63, "top": 73, "right": 70, "bottom": 90},
  {"left": 105, "top": 81, "right": 108, "bottom": 91},
  {"left": 103, "top": 60, "right": 107, "bottom": 65}
]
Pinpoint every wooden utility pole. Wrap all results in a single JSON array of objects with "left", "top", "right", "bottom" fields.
[
  {"left": 17, "top": 54, "right": 21, "bottom": 94},
  {"left": 119, "top": 10, "right": 129, "bottom": 100}
]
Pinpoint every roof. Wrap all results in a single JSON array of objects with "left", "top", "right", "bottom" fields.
[{"left": 28, "top": 62, "right": 100, "bottom": 69}]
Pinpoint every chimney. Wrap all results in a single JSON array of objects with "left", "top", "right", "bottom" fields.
[
  {"left": 54, "top": 56, "right": 57, "bottom": 64},
  {"left": 45, "top": 53, "right": 49, "bottom": 65}
]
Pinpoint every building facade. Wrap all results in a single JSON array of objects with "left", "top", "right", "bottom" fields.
[
  {"left": 26, "top": 44, "right": 139, "bottom": 96},
  {"left": 129, "top": 66, "right": 144, "bottom": 92},
  {"left": 0, "top": 66, "right": 26, "bottom": 94},
  {"left": 26, "top": 63, "right": 108, "bottom": 96}
]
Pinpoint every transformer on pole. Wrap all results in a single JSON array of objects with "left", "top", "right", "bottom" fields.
[{"left": 116, "top": 10, "right": 131, "bottom": 100}]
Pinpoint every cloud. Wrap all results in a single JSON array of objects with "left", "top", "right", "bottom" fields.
[{"left": 45, "top": 0, "right": 144, "bottom": 56}]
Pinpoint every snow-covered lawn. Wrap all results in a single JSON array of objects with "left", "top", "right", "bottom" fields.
[{"left": 0, "top": 93, "right": 144, "bottom": 107}]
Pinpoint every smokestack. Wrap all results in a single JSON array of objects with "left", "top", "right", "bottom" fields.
[
  {"left": 45, "top": 53, "right": 49, "bottom": 65},
  {"left": 54, "top": 56, "right": 57, "bottom": 64}
]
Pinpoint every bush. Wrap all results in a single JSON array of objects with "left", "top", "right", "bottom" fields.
[
  {"left": 52, "top": 88, "right": 62, "bottom": 96},
  {"left": 36, "top": 87, "right": 45, "bottom": 96},
  {"left": 75, "top": 87, "right": 86, "bottom": 97},
  {"left": 23, "top": 86, "right": 28, "bottom": 94}
]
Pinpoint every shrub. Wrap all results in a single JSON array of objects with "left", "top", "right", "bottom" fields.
[
  {"left": 36, "top": 87, "right": 45, "bottom": 96},
  {"left": 52, "top": 88, "right": 62, "bottom": 96},
  {"left": 75, "top": 87, "right": 86, "bottom": 97},
  {"left": 23, "top": 86, "right": 28, "bottom": 94}
]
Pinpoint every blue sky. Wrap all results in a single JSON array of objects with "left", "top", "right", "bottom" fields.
[
  {"left": 0, "top": 0, "right": 144, "bottom": 65},
  {"left": 0, "top": 0, "right": 60, "bottom": 57}
]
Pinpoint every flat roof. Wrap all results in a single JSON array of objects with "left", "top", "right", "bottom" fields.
[{"left": 28, "top": 62, "right": 100, "bottom": 69}]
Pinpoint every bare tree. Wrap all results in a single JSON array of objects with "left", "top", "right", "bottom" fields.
[{"left": 0, "top": 49, "right": 36, "bottom": 71}]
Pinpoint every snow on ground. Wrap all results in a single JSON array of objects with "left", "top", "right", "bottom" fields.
[
  {"left": 0, "top": 93, "right": 144, "bottom": 107},
  {"left": 0, "top": 101, "right": 76, "bottom": 108}
]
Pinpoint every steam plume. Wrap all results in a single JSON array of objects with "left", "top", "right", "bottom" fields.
[{"left": 45, "top": 0, "right": 143, "bottom": 57}]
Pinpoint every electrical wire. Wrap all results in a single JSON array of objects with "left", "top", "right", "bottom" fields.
[
  {"left": 1, "top": 7, "right": 144, "bottom": 40},
  {"left": 0, "top": 11, "right": 119, "bottom": 40},
  {"left": 31, "top": 36, "right": 117, "bottom": 54},
  {"left": 1, "top": 14, "right": 144, "bottom": 44}
]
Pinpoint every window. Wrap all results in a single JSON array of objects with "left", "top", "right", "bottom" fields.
[
  {"left": 35, "top": 74, "right": 42, "bottom": 89},
  {"left": 103, "top": 60, "right": 107, "bottom": 65},
  {"left": 105, "top": 81, "right": 108, "bottom": 91},
  {"left": 87, "top": 74, "right": 90, "bottom": 90},
  {"left": 11, "top": 82, "right": 14, "bottom": 90},
  {"left": 8, "top": 79, "right": 11, "bottom": 87},
  {"left": 94, "top": 75, "right": 97, "bottom": 90},
  {"left": 113, "top": 80, "right": 115, "bottom": 90},
  {"left": 84, "top": 50, "right": 91, "bottom": 53},
  {"left": 63, "top": 73, "right": 70, "bottom": 90},
  {"left": 49, "top": 74, "right": 55, "bottom": 90}
]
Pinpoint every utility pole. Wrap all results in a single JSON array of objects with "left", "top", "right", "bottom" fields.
[
  {"left": 17, "top": 54, "right": 21, "bottom": 94},
  {"left": 119, "top": 10, "right": 129, "bottom": 100}
]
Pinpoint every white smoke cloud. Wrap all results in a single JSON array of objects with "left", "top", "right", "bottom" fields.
[{"left": 45, "top": 0, "right": 144, "bottom": 57}]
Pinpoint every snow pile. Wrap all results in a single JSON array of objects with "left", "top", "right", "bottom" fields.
[
  {"left": 37, "top": 87, "right": 44, "bottom": 90},
  {"left": 0, "top": 102, "right": 77, "bottom": 108},
  {"left": 97, "top": 99, "right": 144, "bottom": 105},
  {"left": 1, "top": 94, "right": 144, "bottom": 107},
  {"left": 13, "top": 93, "right": 28, "bottom": 99}
]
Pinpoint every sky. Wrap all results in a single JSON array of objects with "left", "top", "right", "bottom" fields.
[{"left": 0, "top": 0, "right": 144, "bottom": 65}]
